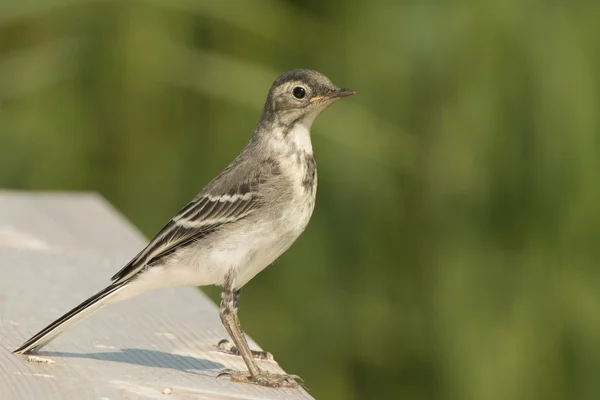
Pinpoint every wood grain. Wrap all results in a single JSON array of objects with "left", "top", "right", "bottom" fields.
[{"left": 0, "top": 191, "right": 314, "bottom": 400}]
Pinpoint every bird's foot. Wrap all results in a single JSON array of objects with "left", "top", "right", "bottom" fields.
[
  {"left": 217, "top": 339, "right": 273, "bottom": 361},
  {"left": 217, "top": 368, "right": 302, "bottom": 388}
]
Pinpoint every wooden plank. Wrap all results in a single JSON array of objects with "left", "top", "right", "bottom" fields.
[{"left": 0, "top": 191, "right": 313, "bottom": 400}]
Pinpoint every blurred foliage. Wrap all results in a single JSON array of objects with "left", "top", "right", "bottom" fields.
[{"left": 1, "top": 0, "right": 600, "bottom": 399}]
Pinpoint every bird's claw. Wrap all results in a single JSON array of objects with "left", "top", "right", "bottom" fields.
[
  {"left": 217, "top": 368, "right": 302, "bottom": 388},
  {"left": 216, "top": 339, "right": 274, "bottom": 361},
  {"left": 216, "top": 368, "right": 236, "bottom": 378}
]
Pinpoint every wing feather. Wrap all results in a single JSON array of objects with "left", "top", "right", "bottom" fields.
[
  {"left": 109, "top": 155, "right": 283, "bottom": 284},
  {"left": 110, "top": 191, "right": 259, "bottom": 283}
]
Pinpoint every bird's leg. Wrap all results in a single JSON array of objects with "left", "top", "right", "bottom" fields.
[
  {"left": 217, "top": 271, "right": 300, "bottom": 388},
  {"left": 216, "top": 288, "right": 273, "bottom": 361},
  {"left": 218, "top": 280, "right": 261, "bottom": 377}
]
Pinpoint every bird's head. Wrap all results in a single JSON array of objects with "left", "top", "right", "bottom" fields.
[{"left": 261, "top": 69, "right": 354, "bottom": 127}]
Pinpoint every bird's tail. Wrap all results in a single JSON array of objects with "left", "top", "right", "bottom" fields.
[{"left": 13, "top": 283, "right": 127, "bottom": 355}]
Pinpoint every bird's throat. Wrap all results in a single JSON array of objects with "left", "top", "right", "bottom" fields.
[{"left": 285, "top": 119, "right": 314, "bottom": 155}]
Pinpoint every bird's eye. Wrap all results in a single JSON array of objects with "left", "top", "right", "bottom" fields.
[{"left": 292, "top": 86, "right": 306, "bottom": 99}]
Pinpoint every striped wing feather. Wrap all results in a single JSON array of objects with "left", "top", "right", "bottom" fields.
[{"left": 110, "top": 192, "right": 258, "bottom": 284}]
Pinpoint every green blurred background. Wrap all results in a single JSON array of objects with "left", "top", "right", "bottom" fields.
[{"left": 2, "top": 0, "right": 600, "bottom": 399}]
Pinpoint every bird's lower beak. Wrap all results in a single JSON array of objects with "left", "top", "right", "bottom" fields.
[{"left": 309, "top": 88, "right": 356, "bottom": 103}]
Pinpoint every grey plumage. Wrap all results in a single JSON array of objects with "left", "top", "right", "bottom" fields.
[{"left": 13, "top": 69, "right": 354, "bottom": 388}]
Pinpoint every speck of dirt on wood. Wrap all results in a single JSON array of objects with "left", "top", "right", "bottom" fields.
[{"left": 26, "top": 355, "right": 55, "bottom": 364}]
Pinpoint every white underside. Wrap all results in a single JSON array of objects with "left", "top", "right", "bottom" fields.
[{"left": 117, "top": 219, "right": 297, "bottom": 300}]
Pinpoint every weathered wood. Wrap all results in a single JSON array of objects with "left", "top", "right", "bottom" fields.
[{"left": 0, "top": 191, "right": 313, "bottom": 400}]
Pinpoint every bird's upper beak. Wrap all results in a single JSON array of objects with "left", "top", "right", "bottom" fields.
[{"left": 309, "top": 88, "right": 356, "bottom": 103}]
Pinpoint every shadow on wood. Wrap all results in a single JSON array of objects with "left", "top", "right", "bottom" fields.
[{"left": 35, "top": 348, "right": 224, "bottom": 374}]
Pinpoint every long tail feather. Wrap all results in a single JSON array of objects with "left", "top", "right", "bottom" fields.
[{"left": 13, "top": 283, "right": 126, "bottom": 354}]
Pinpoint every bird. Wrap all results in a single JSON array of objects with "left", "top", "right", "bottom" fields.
[{"left": 13, "top": 69, "right": 354, "bottom": 388}]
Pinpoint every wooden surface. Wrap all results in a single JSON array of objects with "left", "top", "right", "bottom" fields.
[{"left": 0, "top": 191, "right": 314, "bottom": 400}]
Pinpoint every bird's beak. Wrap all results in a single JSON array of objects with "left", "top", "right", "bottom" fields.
[{"left": 309, "top": 88, "right": 356, "bottom": 103}]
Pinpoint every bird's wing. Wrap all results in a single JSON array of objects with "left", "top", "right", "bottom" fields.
[{"left": 110, "top": 181, "right": 263, "bottom": 284}]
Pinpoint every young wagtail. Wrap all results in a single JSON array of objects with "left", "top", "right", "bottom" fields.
[{"left": 13, "top": 69, "right": 354, "bottom": 388}]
